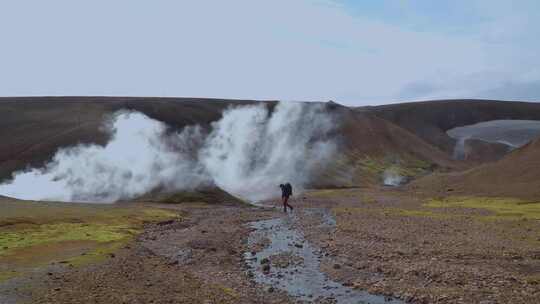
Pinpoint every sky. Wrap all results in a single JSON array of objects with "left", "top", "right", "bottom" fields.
[{"left": 0, "top": 0, "right": 539, "bottom": 106}]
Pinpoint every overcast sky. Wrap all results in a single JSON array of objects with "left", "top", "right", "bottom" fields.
[{"left": 1, "top": 0, "right": 539, "bottom": 106}]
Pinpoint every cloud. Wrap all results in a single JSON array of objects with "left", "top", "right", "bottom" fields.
[
  {"left": 480, "top": 81, "right": 540, "bottom": 101},
  {"left": 0, "top": 0, "right": 538, "bottom": 105}
]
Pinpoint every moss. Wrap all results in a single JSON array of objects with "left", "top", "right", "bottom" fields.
[
  {"left": 220, "top": 287, "right": 239, "bottom": 298},
  {"left": 0, "top": 204, "right": 178, "bottom": 278},
  {"left": 525, "top": 274, "right": 540, "bottom": 285},
  {"left": 333, "top": 206, "right": 458, "bottom": 220},
  {"left": 392, "top": 209, "right": 457, "bottom": 219},
  {"left": 358, "top": 156, "right": 387, "bottom": 175},
  {"left": 68, "top": 241, "right": 128, "bottom": 266},
  {"left": 0, "top": 223, "right": 136, "bottom": 256},
  {"left": 425, "top": 197, "right": 540, "bottom": 220},
  {"left": 357, "top": 155, "right": 431, "bottom": 180},
  {"left": 0, "top": 270, "right": 18, "bottom": 282}
]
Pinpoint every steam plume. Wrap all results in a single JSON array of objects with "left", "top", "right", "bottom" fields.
[
  {"left": 0, "top": 102, "right": 336, "bottom": 203},
  {"left": 382, "top": 167, "right": 404, "bottom": 187}
]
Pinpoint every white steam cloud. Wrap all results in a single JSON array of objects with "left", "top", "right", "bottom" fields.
[
  {"left": 382, "top": 167, "right": 404, "bottom": 187},
  {"left": 0, "top": 102, "right": 336, "bottom": 203}
]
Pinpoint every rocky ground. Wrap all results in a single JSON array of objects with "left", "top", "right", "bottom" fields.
[
  {"left": 29, "top": 204, "right": 292, "bottom": 304},
  {"left": 294, "top": 188, "right": 540, "bottom": 304},
  {"left": 1, "top": 189, "right": 539, "bottom": 304}
]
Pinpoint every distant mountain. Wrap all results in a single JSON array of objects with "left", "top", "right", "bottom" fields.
[
  {"left": 363, "top": 99, "right": 540, "bottom": 154},
  {"left": 411, "top": 137, "right": 540, "bottom": 199},
  {"left": 316, "top": 102, "right": 460, "bottom": 187},
  {"left": 2, "top": 97, "right": 539, "bottom": 193}
]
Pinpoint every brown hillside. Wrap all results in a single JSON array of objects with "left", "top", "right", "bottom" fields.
[
  {"left": 364, "top": 99, "right": 540, "bottom": 154},
  {"left": 411, "top": 138, "right": 540, "bottom": 199},
  {"left": 318, "top": 103, "right": 461, "bottom": 187},
  {"left": 0, "top": 97, "right": 263, "bottom": 182},
  {"left": 0, "top": 97, "right": 459, "bottom": 190},
  {"left": 460, "top": 139, "right": 510, "bottom": 163}
]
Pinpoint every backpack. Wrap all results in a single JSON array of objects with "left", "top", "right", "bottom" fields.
[{"left": 285, "top": 183, "right": 293, "bottom": 196}]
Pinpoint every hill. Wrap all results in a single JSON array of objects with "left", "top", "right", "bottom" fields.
[
  {"left": 317, "top": 102, "right": 460, "bottom": 187},
  {"left": 135, "top": 188, "right": 246, "bottom": 206},
  {"left": 411, "top": 137, "right": 540, "bottom": 199},
  {"left": 363, "top": 99, "right": 540, "bottom": 154},
  {"left": 5, "top": 97, "right": 536, "bottom": 194},
  {"left": 0, "top": 97, "right": 262, "bottom": 183}
]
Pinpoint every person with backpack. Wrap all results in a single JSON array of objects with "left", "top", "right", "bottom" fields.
[{"left": 279, "top": 183, "right": 294, "bottom": 213}]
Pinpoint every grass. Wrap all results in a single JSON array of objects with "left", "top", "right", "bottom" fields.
[
  {"left": 0, "top": 223, "right": 134, "bottom": 256},
  {"left": 0, "top": 200, "right": 179, "bottom": 282},
  {"left": 356, "top": 155, "right": 432, "bottom": 182},
  {"left": 317, "top": 151, "right": 433, "bottom": 188},
  {"left": 0, "top": 270, "right": 18, "bottom": 282},
  {"left": 425, "top": 197, "right": 540, "bottom": 220},
  {"left": 333, "top": 206, "right": 456, "bottom": 220},
  {"left": 332, "top": 196, "right": 540, "bottom": 221}
]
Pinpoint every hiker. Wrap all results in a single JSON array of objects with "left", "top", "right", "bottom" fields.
[{"left": 279, "top": 183, "right": 294, "bottom": 213}]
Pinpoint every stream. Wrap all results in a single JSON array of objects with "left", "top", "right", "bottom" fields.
[{"left": 244, "top": 210, "right": 402, "bottom": 304}]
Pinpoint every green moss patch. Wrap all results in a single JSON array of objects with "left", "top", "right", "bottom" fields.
[
  {"left": 0, "top": 270, "right": 18, "bottom": 282},
  {"left": 0, "top": 200, "right": 179, "bottom": 281},
  {"left": 0, "top": 223, "right": 134, "bottom": 257},
  {"left": 425, "top": 197, "right": 540, "bottom": 220},
  {"left": 333, "top": 206, "right": 456, "bottom": 220}
]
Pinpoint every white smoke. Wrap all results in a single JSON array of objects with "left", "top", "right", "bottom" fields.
[
  {"left": 0, "top": 101, "right": 336, "bottom": 203},
  {"left": 201, "top": 102, "right": 336, "bottom": 201},
  {"left": 452, "top": 135, "right": 470, "bottom": 160},
  {"left": 382, "top": 167, "right": 404, "bottom": 187}
]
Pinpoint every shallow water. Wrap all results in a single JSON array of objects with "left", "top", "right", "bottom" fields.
[{"left": 244, "top": 213, "right": 402, "bottom": 303}]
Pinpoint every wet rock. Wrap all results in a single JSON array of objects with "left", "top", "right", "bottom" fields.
[{"left": 157, "top": 220, "right": 175, "bottom": 226}]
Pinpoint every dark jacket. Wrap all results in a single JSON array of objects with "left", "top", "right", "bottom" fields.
[{"left": 280, "top": 183, "right": 293, "bottom": 197}]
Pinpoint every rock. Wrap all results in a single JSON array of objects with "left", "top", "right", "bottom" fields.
[
  {"left": 157, "top": 220, "right": 175, "bottom": 226},
  {"left": 294, "top": 243, "right": 303, "bottom": 248},
  {"left": 333, "top": 264, "right": 341, "bottom": 269},
  {"left": 267, "top": 286, "right": 275, "bottom": 293},
  {"left": 260, "top": 258, "right": 270, "bottom": 264},
  {"left": 262, "top": 264, "right": 271, "bottom": 273}
]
